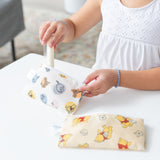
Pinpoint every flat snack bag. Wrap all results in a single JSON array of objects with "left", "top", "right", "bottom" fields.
[
  {"left": 26, "top": 64, "right": 84, "bottom": 114},
  {"left": 58, "top": 113, "right": 145, "bottom": 151}
]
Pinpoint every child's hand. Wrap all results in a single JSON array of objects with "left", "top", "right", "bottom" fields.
[
  {"left": 39, "top": 20, "right": 69, "bottom": 49},
  {"left": 79, "top": 69, "right": 118, "bottom": 97}
]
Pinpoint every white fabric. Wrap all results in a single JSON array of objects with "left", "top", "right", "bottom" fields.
[
  {"left": 93, "top": 0, "right": 160, "bottom": 71},
  {"left": 25, "top": 64, "right": 84, "bottom": 115}
]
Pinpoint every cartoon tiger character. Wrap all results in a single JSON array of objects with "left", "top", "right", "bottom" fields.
[
  {"left": 72, "top": 89, "right": 83, "bottom": 98},
  {"left": 41, "top": 77, "right": 50, "bottom": 88}
]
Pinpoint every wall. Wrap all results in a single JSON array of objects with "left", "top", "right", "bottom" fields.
[{"left": 22, "top": 0, "right": 65, "bottom": 11}]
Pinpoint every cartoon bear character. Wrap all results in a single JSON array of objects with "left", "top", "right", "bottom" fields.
[
  {"left": 28, "top": 90, "right": 36, "bottom": 99},
  {"left": 95, "top": 125, "right": 112, "bottom": 142},
  {"left": 71, "top": 89, "right": 83, "bottom": 98},
  {"left": 59, "top": 73, "right": 67, "bottom": 79},
  {"left": 116, "top": 115, "right": 136, "bottom": 128},
  {"left": 72, "top": 116, "right": 90, "bottom": 126},
  {"left": 65, "top": 102, "right": 77, "bottom": 114},
  {"left": 118, "top": 138, "right": 131, "bottom": 150},
  {"left": 58, "top": 134, "right": 72, "bottom": 147},
  {"left": 41, "top": 77, "right": 50, "bottom": 88},
  {"left": 78, "top": 143, "right": 89, "bottom": 148},
  {"left": 54, "top": 80, "right": 65, "bottom": 95}
]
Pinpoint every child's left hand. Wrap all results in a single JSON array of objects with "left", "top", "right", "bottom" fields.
[{"left": 79, "top": 69, "right": 118, "bottom": 97}]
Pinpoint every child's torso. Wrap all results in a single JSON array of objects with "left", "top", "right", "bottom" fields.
[
  {"left": 101, "top": 0, "right": 160, "bottom": 45},
  {"left": 119, "top": 0, "right": 155, "bottom": 8},
  {"left": 93, "top": 0, "right": 160, "bottom": 71}
]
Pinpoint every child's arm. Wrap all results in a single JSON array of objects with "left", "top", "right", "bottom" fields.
[
  {"left": 79, "top": 67, "right": 160, "bottom": 97},
  {"left": 39, "top": 0, "right": 102, "bottom": 48},
  {"left": 63, "top": 0, "right": 102, "bottom": 42},
  {"left": 119, "top": 67, "right": 160, "bottom": 90}
]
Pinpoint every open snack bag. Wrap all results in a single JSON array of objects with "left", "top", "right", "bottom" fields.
[{"left": 25, "top": 43, "right": 84, "bottom": 115}]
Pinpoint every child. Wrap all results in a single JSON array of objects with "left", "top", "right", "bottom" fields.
[{"left": 39, "top": 0, "right": 160, "bottom": 97}]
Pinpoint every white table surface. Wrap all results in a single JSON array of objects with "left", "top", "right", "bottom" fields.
[{"left": 0, "top": 53, "right": 160, "bottom": 160}]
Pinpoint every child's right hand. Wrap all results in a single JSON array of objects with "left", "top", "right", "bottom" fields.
[{"left": 39, "top": 20, "right": 69, "bottom": 49}]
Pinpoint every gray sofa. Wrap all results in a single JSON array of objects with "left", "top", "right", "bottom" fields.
[{"left": 0, "top": 0, "right": 25, "bottom": 60}]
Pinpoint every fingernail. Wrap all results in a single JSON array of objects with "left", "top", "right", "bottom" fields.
[{"left": 49, "top": 43, "right": 52, "bottom": 48}]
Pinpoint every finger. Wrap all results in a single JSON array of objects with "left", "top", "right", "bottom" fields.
[
  {"left": 79, "top": 85, "right": 96, "bottom": 92},
  {"left": 79, "top": 85, "right": 93, "bottom": 92},
  {"left": 84, "top": 71, "right": 99, "bottom": 84},
  {"left": 84, "top": 87, "right": 106, "bottom": 97},
  {"left": 48, "top": 26, "right": 64, "bottom": 47},
  {"left": 86, "top": 87, "right": 101, "bottom": 94},
  {"left": 42, "top": 23, "right": 57, "bottom": 45},
  {"left": 79, "top": 79, "right": 101, "bottom": 92},
  {"left": 39, "top": 22, "right": 48, "bottom": 34},
  {"left": 49, "top": 34, "right": 64, "bottom": 48},
  {"left": 54, "top": 36, "right": 64, "bottom": 49},
  {"left": 39, "top": 22, "right": 51, "bottom": 42},
  {"left": 56, "top": 36, "right": 64, "bottom": 45},
  {"left": 85, "top": 92, "right": 99, "bottom": 97}
]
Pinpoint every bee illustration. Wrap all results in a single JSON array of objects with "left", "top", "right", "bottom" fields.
[{"left": 59, "top": 73, "right": 67, "bottom": 79}]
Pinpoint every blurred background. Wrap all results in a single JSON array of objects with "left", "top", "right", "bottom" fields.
[{"left": 0, "top": 0, "right": 101, "bottom": 69}]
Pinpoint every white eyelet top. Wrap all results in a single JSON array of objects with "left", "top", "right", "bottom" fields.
[{"left": 92, "top": 0, "right": 160, "bottom": 71}]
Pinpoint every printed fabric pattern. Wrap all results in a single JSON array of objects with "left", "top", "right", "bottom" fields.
[
  {"left": 58, "top": 113, "right": 145, "bottom": 151},
  {"left": 26, "top": 64, "right": 84, "bottom": 114}
]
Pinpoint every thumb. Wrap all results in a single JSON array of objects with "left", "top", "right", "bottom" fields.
[{"left": 84, "top": 71, "right": 99, "bottom": 84}]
